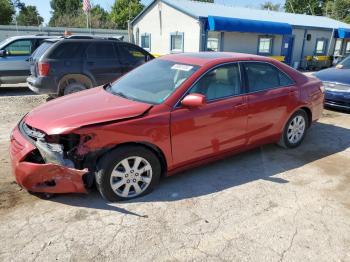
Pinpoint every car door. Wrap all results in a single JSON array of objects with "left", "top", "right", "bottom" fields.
[
  {"left": 116, "top": 43, "right": 150, "bottom": 74},
  {"left": 170, "top": 63, "right": 248, "bottom": 168},
  {"left": 242, "top": 62, "right": 296, "bottom": 145},
  {"left": 84, "top": 41, "right": 123, "bottom": 85},
  {"left": 0, "top": 39, "right": 33, "bottom": 80}
]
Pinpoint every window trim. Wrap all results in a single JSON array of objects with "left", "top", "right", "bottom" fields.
[
  {"left": 140, "top": 33, "right": 151, "bottom": 51},
  {"left": 345, "top": 41, "right": 350, "bottom": 54},
  {"left": 242, "top": 61, "right": 296, "bottom": 94},
  {"left": 257, "top": 36, "right": 274, "bottom": 56},
  {"left": 174, "top": 62, "right": 244, "bottom": 108},
  {"left": 170, "top": 32, "right": 184, "bottom": 53},
  {"left": 314, "top": 38, "right": 328, "bottom": 55},
  {"left": 334, "top": 39, "right": 343, "bottom": 56},
  {"left": 3, "top": 39, "right": 33, "bottom": 56}
]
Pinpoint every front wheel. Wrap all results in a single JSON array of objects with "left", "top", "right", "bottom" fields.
[
  {"left": 95, "top": 146, "right": 161, "bottom": 202},
  {"left": 278, "top": 110, "right": 308, "bottom": 148}
]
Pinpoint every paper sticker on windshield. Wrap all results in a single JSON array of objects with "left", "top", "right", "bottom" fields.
[{"left": 171, "top": 64, "right": 193, "bottom": 71}]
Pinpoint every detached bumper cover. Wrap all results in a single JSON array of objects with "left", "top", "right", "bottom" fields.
[{"left": 10, "top": 126, "right": 87, "bottom": 193}]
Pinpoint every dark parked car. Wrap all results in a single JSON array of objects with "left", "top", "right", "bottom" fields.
[
  {"left": 314, "top": 55, "right": 350, "bottom": 110},
  {"left": 27, "top": 38, "right": 154, "bottom": 96},
  {"left": 0, "top": 35, "right": 58, "bottom": 85}
]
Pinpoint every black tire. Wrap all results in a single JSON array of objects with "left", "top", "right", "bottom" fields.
[
  {"left": 95, "top": 146, "right": 161, "bottom": 202},
  {"left": 63, "top": 82, "right": 87, "bottom": 95},
  {"left": 278, "top": 110, "right": 309, "bottom": 149}
]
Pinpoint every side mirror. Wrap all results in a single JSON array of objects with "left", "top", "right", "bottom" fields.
[
  {"left": 181, "top": 93, "right": 206, "bottom": 108},
  {"left": 0, "top": 50, "right": 6, "bottom": 57}
]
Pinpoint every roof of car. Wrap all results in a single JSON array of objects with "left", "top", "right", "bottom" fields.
[
  {"left": 159, "top": 52, "right": 267, "bottom": 66},
  {"left": 4, "top": 35, "right": 59, "bottom": 41}
]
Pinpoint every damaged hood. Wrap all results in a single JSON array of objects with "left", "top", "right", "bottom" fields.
[{"left": 24, "top": 87, "right": 152, "bottom": 135}]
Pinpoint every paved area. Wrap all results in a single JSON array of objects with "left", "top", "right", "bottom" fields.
[{"left": 0, "top": 87, "right": 349, "bottom": 262}]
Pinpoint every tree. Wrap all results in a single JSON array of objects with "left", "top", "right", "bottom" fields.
[
  {"left": 90, "top": 4, "right": 110, "bottom": 27},
  {"left": 16, "top": 5, "right": 43, "bottom": 26},
  {"left": 0, "top": 0, "right": 15, "bottom": 25},
  {"left": 49, "top": 0, "right": 81, "bottom": 26},
  {"left": 261, "top": 1, "right": 281, "bottom": 11},
  {"left": 110, "top": 0, "right": 144, "bottom": 29},
  {"left": 285, "top": 0, "right": 326, "bottom": 16},
  {"left": 330, "top": 0, "right": 350, "bottom": 23}
]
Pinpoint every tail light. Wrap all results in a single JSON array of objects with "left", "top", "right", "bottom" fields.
[{"left": 38, "top": 62, "right": 50, "bottom": 76}]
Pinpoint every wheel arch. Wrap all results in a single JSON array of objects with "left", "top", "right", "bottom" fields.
[
  {"left": 58, "top": 73, "right": 95, "bottom": 96},
  {"left": 94, "top": 142, "right": 168, "bottom": 178},
  {"left": 299, "top": 106, "right": 312, "bottom": 128}
]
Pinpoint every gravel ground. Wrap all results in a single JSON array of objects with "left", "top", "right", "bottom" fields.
[{"left": 0, "top": 89, "right": 349, "bottom": 262}]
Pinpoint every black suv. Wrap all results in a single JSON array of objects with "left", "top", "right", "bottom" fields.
[{"left": 27, "top": 38, "right": 154, "bottom": 96}]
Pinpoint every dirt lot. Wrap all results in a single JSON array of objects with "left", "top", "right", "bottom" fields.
[{"left": 0, "top": 86, "right": 349, "bottom": 262}]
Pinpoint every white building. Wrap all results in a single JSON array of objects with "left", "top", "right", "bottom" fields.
[{"left": 131, "top": 0, "right": 350, "bottom": 68}]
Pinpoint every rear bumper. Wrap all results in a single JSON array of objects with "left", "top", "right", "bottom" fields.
[
  {"left": 325, "top": 90, "right": 350, "bottom": 110},
  {"left": 27, "top": 75, "right": 57, "bottom": 95},
  {"left": 9, "top": 126, "right": 87, "bottom": 194}
]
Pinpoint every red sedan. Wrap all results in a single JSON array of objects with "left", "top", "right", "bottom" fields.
[{"left": 10, "top": 52, "right": 324, "bottom": 201}]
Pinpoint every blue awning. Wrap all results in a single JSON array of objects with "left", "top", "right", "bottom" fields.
[
  {"left": 207, "top": 16, "right": 292, "bottom": 35},
  {"left": 336, "top": 28, "right": 350, "bottom": 39}
]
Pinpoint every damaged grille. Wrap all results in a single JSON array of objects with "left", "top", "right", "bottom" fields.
[
  {"left": 19, "top": 120, "right": 77, "bottom": 168},
  {"left": 21, "top": 122, "right": 46, "bottom": 140}
]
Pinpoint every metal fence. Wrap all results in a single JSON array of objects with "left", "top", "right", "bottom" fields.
[{"left": 0, "top": 25, "right": 129, "bottom": 42}]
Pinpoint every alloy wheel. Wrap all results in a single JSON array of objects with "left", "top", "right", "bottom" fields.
[
  {"left": 287, "top": 115, "right": 306, "bottom": 144},
  {"left": 109, "top": 156, "right": 153, "bottom": 198}
]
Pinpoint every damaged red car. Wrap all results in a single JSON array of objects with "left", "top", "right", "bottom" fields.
[{"left": 10, "top": 52, "right": 324, "bottom": 201}]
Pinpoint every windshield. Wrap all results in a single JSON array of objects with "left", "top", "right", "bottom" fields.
[
  {"left": 108, "top": 59, "right": 199, "bottom": 104},
  {"left": 0, "top": 39, "right": 11, "bottom": 49},
  {"left": 338, "top": 56, "right": 350, "bottom": 69}
]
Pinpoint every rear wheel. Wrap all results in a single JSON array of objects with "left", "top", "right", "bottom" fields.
[
  {"left": 63, "top": 82, "right": 87, "bottom": 95},
  {"left": 278, "top": 110, "right": 308, "bottom": 148},
  {"left": 95, "top": 146, "right": 161, "bottom": 202}
]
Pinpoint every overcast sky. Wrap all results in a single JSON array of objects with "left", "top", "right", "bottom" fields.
[{"left": 20, "top": 0, "right": 284, "bottom": 25}]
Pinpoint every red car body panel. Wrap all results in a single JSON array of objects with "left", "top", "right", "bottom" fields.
[
  {"left": 10, "top": 127, "right": 87, "bottom": 193},
  {"left": 9, "top": 52, "right": 324, "bottom": 194},
  {"left": 25, "top": 87, "right": 152, "bottom": 135}
]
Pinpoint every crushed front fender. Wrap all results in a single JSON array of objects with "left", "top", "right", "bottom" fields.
[{"left": 10, "top": 126, "right": 88, "bottom": 194}]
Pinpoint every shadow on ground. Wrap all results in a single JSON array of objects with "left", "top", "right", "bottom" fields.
[
  {"left": 50, "top": 122, "right": 350, "bottom": 215},
  {"left": 0, "top": 85, "right": 36, "bottom": 96}
]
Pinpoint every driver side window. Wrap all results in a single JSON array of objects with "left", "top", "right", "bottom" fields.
[
  {"left": 5, "top": 40, "right": 32, "bottom": 56},
  {"left": 190, "top": 63, "right": 242, "bottom": 101}
]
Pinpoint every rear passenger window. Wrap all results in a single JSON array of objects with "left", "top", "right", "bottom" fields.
[
  {"left": 50, "top": 42, "right": 83, "bottom": 59},
  {"left": 243, "top": 62, "right": 294, "bottom": 92},
  {"left": 190, "top": 63, "right": 242, "bottom": 101},
  {"left": 117, "top": 44, "right": 147, "bottom": 66},
  {"left": 279, "top": 71, "right": 294, "bottom": 86},
  {"left": 86, "top": 42, "right": 115, "bottom": 59}
]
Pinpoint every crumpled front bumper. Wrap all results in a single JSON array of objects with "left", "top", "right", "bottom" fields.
[{"left": 9, "top": 126, "right": 87, "bottom": 193}]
